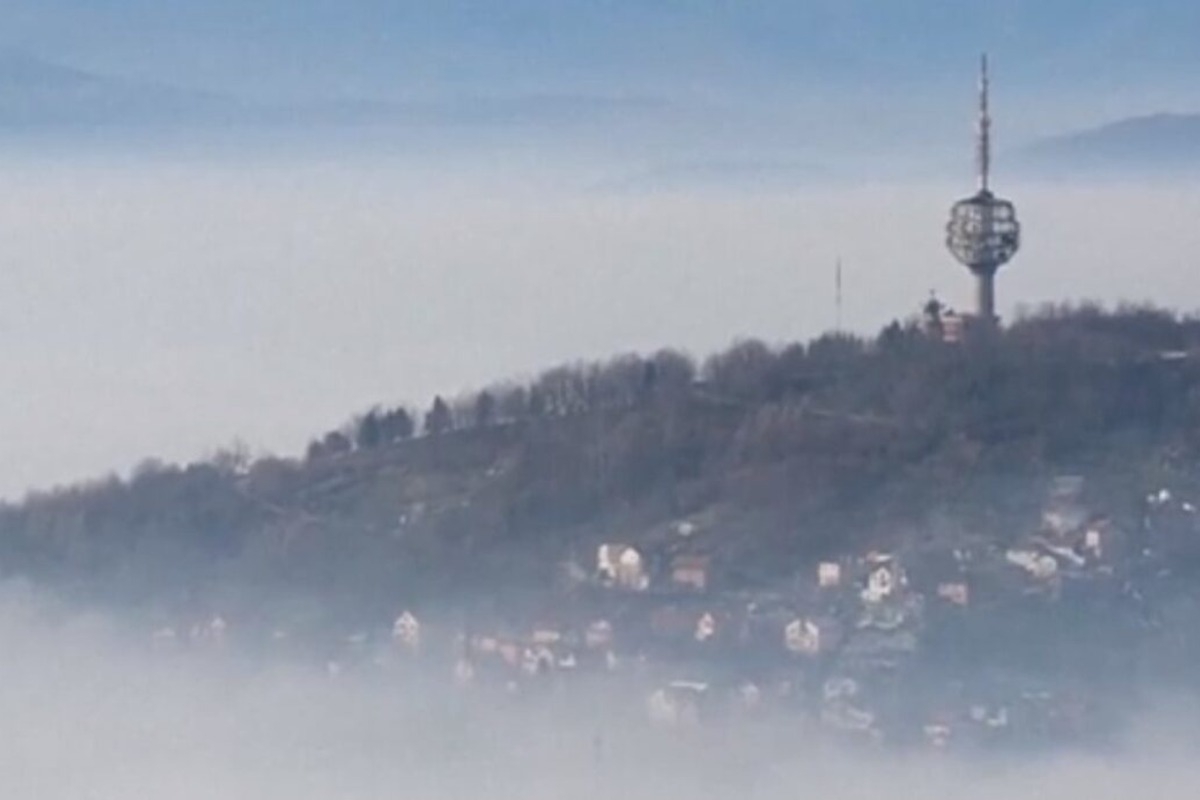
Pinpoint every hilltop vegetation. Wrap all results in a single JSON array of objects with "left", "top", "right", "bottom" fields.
[{"left": 3, "top": 304, "right": 1200, "bottom": 622}]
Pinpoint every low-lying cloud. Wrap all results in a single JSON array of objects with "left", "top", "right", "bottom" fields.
[
  {"left": 0, "top": 155, "right": 1197, "bottom": 497},
  {"left": 0, "top": 582, "right": 1196, "bottom": 798}
]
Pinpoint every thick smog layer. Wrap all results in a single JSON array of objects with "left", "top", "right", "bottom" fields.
[{"left": 0, "top": 577, "right": 1199, "bottom": 800}]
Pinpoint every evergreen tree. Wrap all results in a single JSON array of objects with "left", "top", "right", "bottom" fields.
[
  {"left": 356, "top": 410, "right": 383, "bottom": 449},
  {"left": 382, "top": 407, "right": 415, "bottom": 441},
  {"left": 474, "top": 391, "right": 496, "bottom": 428},
  {"left": 425, "top": 396, "right": 452, "bottom": 436}
]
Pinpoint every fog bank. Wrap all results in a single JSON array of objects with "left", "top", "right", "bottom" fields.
[
  {"left": 0, "top": 157, "right": 1196, "bottom": 496},
  {"left": 0, "top": 584, "right": 1196, "bottom": 798}
]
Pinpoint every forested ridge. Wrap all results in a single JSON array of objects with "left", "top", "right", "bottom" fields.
[{"left": 4, "top": 303, "right": 1200, "bottom": 622}]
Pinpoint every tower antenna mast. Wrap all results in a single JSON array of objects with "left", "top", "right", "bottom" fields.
[{"left": 977, "top": 53, "right": 991, "bottom": 192}]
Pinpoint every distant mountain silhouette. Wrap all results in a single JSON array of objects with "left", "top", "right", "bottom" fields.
[
  {"left": 0, "top": 48, "right": 673, "bottom": 147},
  {"left": 0, "top": 49, "right": 250, "bottom": 129},
  {"left": 1014, "top": 113, "right": 1200, "bottom": 176}
]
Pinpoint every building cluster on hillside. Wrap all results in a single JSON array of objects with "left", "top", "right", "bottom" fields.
[{"left": 143, "top": 475, "right": 1200, "bottom": 752}]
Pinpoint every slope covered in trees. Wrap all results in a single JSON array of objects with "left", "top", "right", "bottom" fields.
[{"left": 3, "top": 304, "right": 1200, "bottom": 622}]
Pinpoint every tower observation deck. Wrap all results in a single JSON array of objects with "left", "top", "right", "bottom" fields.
[{"left": 946, "top": 55, "right": 1021, "bottom": 323}]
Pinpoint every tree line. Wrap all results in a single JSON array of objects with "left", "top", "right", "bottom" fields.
[{"left": 3, "top": 302, "right": 1200, "bottom": 619}]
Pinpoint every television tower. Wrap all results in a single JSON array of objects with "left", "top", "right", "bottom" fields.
[{"left": 946, "top": 54, "right": 1020, "bottom": 323}]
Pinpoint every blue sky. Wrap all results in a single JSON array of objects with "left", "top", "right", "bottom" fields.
[
  {"left": 0, "top": 0, "right": 1195, "bottom": 160},
  {"left": 5, "top": 1, "right": 1200, "bottom": 108}
]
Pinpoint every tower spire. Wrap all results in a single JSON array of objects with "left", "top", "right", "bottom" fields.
[{"left": 977, "top": 52, "right": 991, "bottom": 192}]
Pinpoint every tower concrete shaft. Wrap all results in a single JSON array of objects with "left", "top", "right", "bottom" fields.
[{"left": 974, "top": 269, "right": 996, "bottom": 323}]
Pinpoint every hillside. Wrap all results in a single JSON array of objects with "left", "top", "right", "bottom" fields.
[{"left": 4, "top": 303, "right": 1200, "bottom": 624}]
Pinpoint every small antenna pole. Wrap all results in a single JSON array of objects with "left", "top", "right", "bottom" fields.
[{"left": 835, "top": 257, "right": 844, "bottom": 333}]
